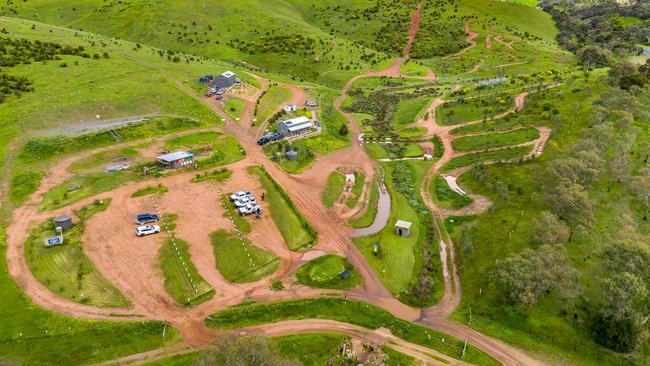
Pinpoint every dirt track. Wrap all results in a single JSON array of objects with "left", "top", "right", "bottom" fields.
[{"left": 3, "top": 9, "right": 553, "bottom": 366}]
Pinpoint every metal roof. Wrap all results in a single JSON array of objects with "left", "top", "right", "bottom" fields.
[
  {"left": 157, "top": 151, "right": 193, "bottom": 162},
  {"left": 281, "top": 116, "right": 312, "bottom": 132},
  {"left": 395, "top": 220, "right": 412, "bottom": 229},
  {"left": 221, "top": 71, "right": 235, "bottom": 78}
]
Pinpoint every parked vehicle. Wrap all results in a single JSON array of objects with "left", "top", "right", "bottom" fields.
[
  {"left": 215, "top": 95, "right": 223, "bottom": 100},
  {"left": 105, "top": 163, "right": 130, "bottom": 173},
  {"left": 269, "top": 132, "right": 282, "bottom": 141},
  {"left": 234, "top": 196, "right": 256, "bottom": 207},
  {"left": 257, "top": 136, "right": 270, "bottom": 145},
  {"left": 238, "top": 203, "right": 261, "bottom": 216},
  {"left": 135, "top": 225, "right": 161, "bottom": 237},
  {"left": 230, "top": 191, "right": 253, "bottom": 201},
  {"left": 135, "top": 213, "right": 160, "bottom": 225}
]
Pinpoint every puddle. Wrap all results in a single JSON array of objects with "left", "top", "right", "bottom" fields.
[{"left": 351, "top": 182, "right": 391, "bottom": 237}]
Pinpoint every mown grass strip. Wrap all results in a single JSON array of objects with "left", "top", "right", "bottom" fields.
[
  {"left": 248, "top": 166, "right": 317, "bottom": 251},
  {"left": 441, "top": 145, "right": 533, "bottom": 172},
  {"left": 452, "top": 127, "right": 540, "bottom": 152},
  {"left": 345, "top": 172, "right": 365, "bottom": 208},
  {"left": 347, "top": 180, "right": 379, "bottom": 228},
  {"left": 160, "top": 237, "right": 214, "bottom": 307},
  {"left": 321, "top": 171, "right": 345, "bottom": 208},
  {"left": 190, "top": 168, "right": 232, "bottom": 183},
  {"left": 296, "top": 255, "right": 362, "bottom": 290},
  {"left": 205, "top": 298, "right": 500, "bottom": 366},
  {"left": 131, "top": 184, "right": 168, "bottom": 198},
  {"left": 210, "top": 230, "right": 279, "bottom": 283}
]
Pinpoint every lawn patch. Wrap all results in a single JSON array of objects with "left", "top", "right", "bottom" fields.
[
  {"left": 224, "top": 97, "right": 246, "bottom": 120},
  {"left": 348, "top": 181, "right": 379, "bottom": 229},
  {"left": 296, "top": 254, "right": 362, "bottom": 290},
  {"left": 345, "top": 172, "right": 365, "bottom": 208},
  {"left": 452, "top": 127, "right": 540, "bottom": 151},
  {"left": 164, "top": 131, "right": 222, "bottom": 150},
  {"left": 441, "top": 145, "right": 533, "bottom": 172},
  {"left": 9, "top": 169, "right": 43, "bottom": 206},
  {"left": 248, "top": 166, "right": 317, "bottom": 251},
  {"left": 321, "top": 171, "right": 345, "bottom": 208},
  {"left": 131, "top": 184, "right": 168, "bottom": 198},
  {"left": 209, "top": 230, "right": 279, "bottom": 283},
  {"left": 190, "top": 168, "right": 232, "bottom": 183},
  {"left": 221, "top": 194, "right": 252, "bottom": 234},
  {"left": 272, "top": 333, "right": 347, "bottom": 366},
  {"left": 159, "top": 237, "right": 214, "bottom": 306},
  {"left": 24, "top": 202, "right": 129, "bottom": 307},
  {"left": 256, "top": 85, "right": 292, "bottom": 123},
  {"left": 433, "top": 175, "right": 473, "bottom": 210}
]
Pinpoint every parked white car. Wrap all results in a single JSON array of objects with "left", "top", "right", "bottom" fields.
[
  {"left": 238, "top": 204, "right": 261, "bottom": 216},
  {"left": 234, "top": 196, "right": 256, "bottom": 207},
  {"left": 230, "top": 191, "right": 253, "bottom": 201},
  {"left": 135, "top": 225, "right": 161, "bottom": 237}
]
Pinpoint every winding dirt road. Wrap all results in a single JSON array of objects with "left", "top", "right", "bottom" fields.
[{"left": 3, "top": 8, "right": 554, "bottom": 366}]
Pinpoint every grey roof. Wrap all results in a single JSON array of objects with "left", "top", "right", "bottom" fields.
[
  {"left": 280, "top": 116, "right": 312, "bottom": 132},
  {"left": 220, "top": 71, "right": 235, "bottom": 78},
  {"left": 395, "top": 220, "right": 412, "bottom": 229},
  {"left": 157, "top": 151, "right": 193, "bottom": 162}
]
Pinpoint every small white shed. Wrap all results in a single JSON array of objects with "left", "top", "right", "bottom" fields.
[{"left": 395, "top": 220, "right": 412, "bottom": 237}]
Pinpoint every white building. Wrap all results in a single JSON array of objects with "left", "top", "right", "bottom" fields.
[{"left": 278, "top": 116, "right": 313, "bottom": 137}]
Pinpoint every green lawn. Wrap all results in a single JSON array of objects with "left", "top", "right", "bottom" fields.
[
  {"left": 190, "top": 168, "right": 232, "bottom": 183},
  {"left": 383, "top": 346, "right": 417, "bottom": 365},
  {"left": 9, "top": 170, "right": 44, "bottom": 206},
  {"left": 24, "top": 202, "right": 129, "bottom": 307},
  {"left": 348, "top": 180, "right": 379, "bottom": 228},
  {"left": 209, "top": 230, "right": 279, "bottom": 283},
  {"left": 164, "top": 131, "right": 222, "bottom": 150},
  {"left": 159, "top": 237, "right": 214, "bottom": 307},
  {"left": 452, "top": 127, "right": 540, "bottom": 152},
  {"left": 345, "top": 172, "right": 365, "bottom": 208},
  {"left": 433, "top": 175, "right": 473, "bottom": 210},
  {"left": 321, "top": 171, "right": 346, "bottom": 208},
  {"left": 441, "top": 145, "right": 533, "bottom": 172},
  {"left": 205, "top": 298, "right": 500, "bottom": 366},
  {"left": 272, "top": 333, "right": 347, "bottom": 366},
  {"left": 249, "top": 166, "right": 317, "bottom": 251},
  {"left": 131, "top": 184, "right": 168, "bottom": 198},
  {"left": 296, "top": 254, "right": 362, "bottom": 290},
  {"left": 397, "top": 126, "right": 427, "bottom": 138},
  {"left": 399, "top": 61, "right": 429, "bottom": 77},
  {"left": 140, "top": 352, "right": 199, "bottom": 366},
  {"left": 392, "top": 96, "right": 431, "bottom": 127},
  {"left": 256, "top": 85, "right": 292, "bottom": 123},
  {"left": 224, "top": 97, "right": 246, "bottom": 120},
  {"left": 437, "top": 95, "right": 514, "bottom": 126}
]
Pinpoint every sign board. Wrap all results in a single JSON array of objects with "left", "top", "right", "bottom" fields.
[{"left": 45, "top": 236, "right": 63, "bottom": 247}]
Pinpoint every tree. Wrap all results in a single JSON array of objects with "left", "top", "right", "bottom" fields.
[
  {"left": 630, "top": 167, "right": 650, "bottom": 220},
  {"left": 338, "top": 123, "right": 349, "bottom": 136},
  {"left": 531, "top": 211, "right": 570, "bottom": 245},
  {"left": 545, "top": 183, "right": 595, "bottom": 240},
  {"left": 607, "top": 153, "right": 629, "bottom": 192},
  {"left": 491, "top": 245, "right": 579, "bottom": 308},
  {"left": 608, "top": 60, "right": 645, "bottom": 90},
  {"left": 578, "top": 45, "right": 608, "bottom": 68},
  {"left": 194, "top": 332, "right": 300, "bottom": 366},
  {"left": 608, "top": 109, "right": 634, "bottom": 135}
]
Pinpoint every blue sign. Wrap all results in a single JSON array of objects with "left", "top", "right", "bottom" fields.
[{"left": 45, "top": 236, "right": 63, "bottom": 247}]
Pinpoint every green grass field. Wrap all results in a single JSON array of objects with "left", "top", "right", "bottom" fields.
[
  {"left": 249, "top": 166, "right": 317, "bottom": 251},
  {"left": 224, "top": 97, "right": 246, "bottom": 120},
  {"left": 24, "top": 204, "right": 129, "bottom": 307},
  {"left": 442, "top": 145, "right": 533, "bottom": 172},
  {"left": 68, "top": 147, "right": 140, "bottom": 173},
  {"left": 296, "top": 254, "right": 362, "bottom": 290},
  {"left": 452, "top": 127, "right": 540, "bottom": 151},
  {"left": 256, "top": 85, "right": 292, "bottom": 123},
  {"left": 205, "top": 297, "right": 500, "bottom": 366},
  {"left": 321, "top": 171, "right": 346, "bottom": 208},
  {"left": 345, "top": 172, "right": 365, "bottom": 208},
  {"left": 272, "top": 333, "right": 347, "bottom": 366},
  {"left": 164, "top": 131, "right": 222, "bottom": 150},
  {"left": 221, "top": 194, "right": 253, "bottom": 234},
  {"left": 437, "top": 95, "right": 514, "bottom": 126},
  {"left": 131, "top": 184, "right": 168, "bottom": 198},
  {"left": 399, "top": 61, "right": 429, "bottom": 77},
  {"left": 392, "top": 96, "right": 431, "bottom": 127},
  {"left": 210, "top": 230, "right": 279, "bottom": 283},
  {"left": 190, "top": 168, "right": 232, "bottom": 184},
  {"left": 348, "top": 180, "right": 379, "bottom": 228},
  {"left": 159, "top": 237, "right": 214, "bottom": 307}
]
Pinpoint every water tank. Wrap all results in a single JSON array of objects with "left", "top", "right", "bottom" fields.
[
  {"left": 53, "top": 215, "right": 72, "bottom": 230},
  {"left": 285, "top": 150, "right": 298, "bottom": 161}
]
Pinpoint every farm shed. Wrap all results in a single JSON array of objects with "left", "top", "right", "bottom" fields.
[
  {"left": 156, "top": 151, "right": 194, "bottom": 169},
  {"left": 394, "top": 220, "right": 412, "bottom": 237},
  {"left": 214, "top": 71, "right": 237, "bottom": 89},
  {"left": 278, "top": 116, "right": 312, "bottom": 137}
]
